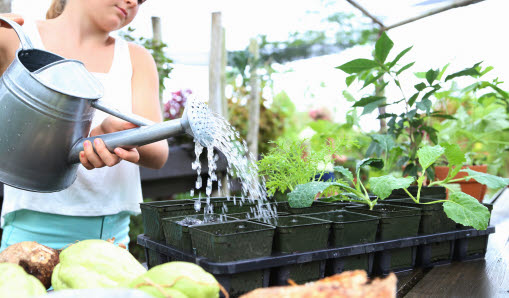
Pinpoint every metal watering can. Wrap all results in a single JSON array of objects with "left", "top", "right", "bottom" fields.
[{"left": 0, "top": 17, "right": 214, "bottom": 192}]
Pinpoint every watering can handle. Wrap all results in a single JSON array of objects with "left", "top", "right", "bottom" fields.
[
  {"left": 90, "top": 100, "right": 155, "bottom": 127},
  {"left": 0, "top": 17, "right": 34, "bottom": 50}
]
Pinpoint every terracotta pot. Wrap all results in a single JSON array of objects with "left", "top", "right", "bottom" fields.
[{"left": 434, "top": 165, "right": 488, "bottom": 202}]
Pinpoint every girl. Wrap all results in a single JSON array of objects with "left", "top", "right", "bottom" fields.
[{"left": 0, "top": 0, "right": 169, "bottom": 251}]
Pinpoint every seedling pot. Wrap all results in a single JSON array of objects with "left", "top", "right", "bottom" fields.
[
  {"left": 189, "top": 220, "right": 275, "bottom": 262},
  {"left": 306, "top": 210, "right": 378, "bottom": 275},
  {"left": 161, "top": 214, "right": 239, "bottom": 253},
  {"left": 140, "top": 200, "right": 201, "bottom": 241},
  {"left": 346, "top": 204, "right": 421, "bottom": 274}
]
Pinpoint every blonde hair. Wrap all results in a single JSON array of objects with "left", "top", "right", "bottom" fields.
[{"left": 46, "top": 0, "right": 66, "bottom": 19}]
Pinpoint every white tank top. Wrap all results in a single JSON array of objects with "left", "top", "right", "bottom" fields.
[{"left": 1, "top": 19, "right": 143, "bottom": 226}]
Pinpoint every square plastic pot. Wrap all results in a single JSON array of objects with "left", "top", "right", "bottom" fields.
[
  {"left": 140, "top": 200, "right": 199, "bottom": 241},
  {"left": 161, "top": 214, "right": 239, "bottom": 253},
  {"left": 189, "top": 220, "right": 275, "bottom": 262}
]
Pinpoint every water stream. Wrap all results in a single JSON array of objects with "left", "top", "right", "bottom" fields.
[{"left": 188, "top": 101, "right": 278, "bottom": 221}]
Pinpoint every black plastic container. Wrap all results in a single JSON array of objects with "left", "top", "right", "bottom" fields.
[
  {"left": 140, "top": 200, "right": 199, "bottom": 241},
  {"left": 346, "top": 204, "right": 421, "bottom": 274},
  {"left": 389, "top": 186, "right": 447, "bottom": 200},
  {"left": 260, "top": 215, "right": 331, "bottom": 284},
  {"left": 455, "top": 203, "right": 494, "bottom": 261},
  {"left": 189, "top": 220, "right": 275, "bottom": 262},
  {"left": 383, "top": 198, "right": 456, "bottom": 267},
  {"left": 274, "top": 201, "right": 340, "bottom": 215},
  {"left": 138, "top": 226, "right": 495, "bottom": 297},
  {"left": 306, "top": 210, "right": 378, "bottom": 275},
  {"left": 161, "top": 214, "right": 239, "bottom": 253}
]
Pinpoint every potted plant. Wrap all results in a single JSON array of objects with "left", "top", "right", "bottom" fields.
[{"left": 432, "top": 79, "right": 509, "bottom": 201}]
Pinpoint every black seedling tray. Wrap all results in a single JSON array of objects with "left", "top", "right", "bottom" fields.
[{"left": 138, "top": 226, "right": 495, "bottom": 275}]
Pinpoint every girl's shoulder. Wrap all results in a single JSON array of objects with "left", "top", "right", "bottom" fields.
[{"left": 126, "top": 41, "right": 156, "bottom": 69}]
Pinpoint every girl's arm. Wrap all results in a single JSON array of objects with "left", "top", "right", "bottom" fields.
[
  {"left": 128, "top": 42, "right": 169, "bottom": 169},
  {"left": 82, "top": 42, "right": 169, "bottom": 170}
]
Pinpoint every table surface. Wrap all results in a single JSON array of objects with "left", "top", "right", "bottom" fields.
[{"left": 396, "top": 188, "right": 509, "bottom": 298}]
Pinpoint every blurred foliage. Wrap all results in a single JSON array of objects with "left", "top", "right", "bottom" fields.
[
  {"left": 338, "top": 32, "right": 490, "bottom": 179},
  {"left": 228, "top": 12, "right": 377, "bottom": 65},
  {"left": 433, "top": 79, "right": 509, "bottom": 177},
  {"left": 119, "top": 27, "right": 174, "bottom": 100}
]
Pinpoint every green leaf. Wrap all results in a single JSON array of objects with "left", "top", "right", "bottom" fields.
[
  {"left": 462, "top": 169, "right": 509, "bottom": 189},
  {"left": 440, "top": 142, "right": 466, "bottom": 166},
  {"left": 430, "top": 113, "right": 456, "bottom": 120},
  {"left": 342, "top": 90, "right": 356, "bottom": 102},
  {"left": 414, "top": 82, "right": 427, "bottom": 91},
  {"left": 361, "top": 98, "right": 386, "bottom": 116},
  {"left": 408, "top": 93, "right": 419, "bottom": 107},
  {"left": 416, "top": 98, "right": 432, "bottom": 113},
  {"left": 388, "top": 46, "right": 413, "bottom": 68},
  {"left": 334, "top": 166, "right": 354, "bottom": 184},
  {"left": 443, "top": 192, "right": 490, "bottom": 230},
  {"left": 353, "top": 96, "right": 386, "bottom": 107},
  {"left": 436, "top": 63, "right": 450, "bottom": 81},
  {"left": 417, "top": 145, "right": 445, "bottom": 171},
  {"left": 396, "top": 62, "right": 415, "bottom": 75},
  {"left": 369, "top": 175, "right": 415, "bottom": 200},
  {"left": 337, "top": 59, "right": 379, "bottom": 74},
  {"left": 426, "top": 69, "right": 439, "bottom": 85},
  {"left": 371, "top": 134, "right": 395, "bottom": 154},
  {"left": 375, "top": 32, "right": 394, "bottom": 63},
  {"left": 288, "top": 182, "right": 339, "bottom": 208},
  {"left": 445, "top": 62, "right": 482, "bottom": 81},
  {"left": 346, "top": 75, "right": 356, "bottom": 86},
  {"left": 356, "top": 158, "right": 384, "bottom": 178}
]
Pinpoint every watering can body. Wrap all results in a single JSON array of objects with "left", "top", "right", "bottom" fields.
[{"left": 0, "top": 17, "right": 201, "bottom": 192}]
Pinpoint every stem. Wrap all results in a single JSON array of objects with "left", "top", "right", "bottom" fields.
[
  {"left": 419, "top": 199, "right": 448, "bottom": 205},
  {"left": 403, "top": 188, "right": 419, "bottom": 203}
]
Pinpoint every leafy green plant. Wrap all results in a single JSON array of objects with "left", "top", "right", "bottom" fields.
[
  {"left": 337, "top": 32, "right": 485, "bottom": 178},
  {"left": 257, "top": 136, "right": 354, "bottom": 197},
  {"left": 368, "top": 143, "right": 509, "bottom": 230}
]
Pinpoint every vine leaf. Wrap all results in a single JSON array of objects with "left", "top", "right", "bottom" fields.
[
  {"left": 369, "top": 175, "right": 414, "bottom": 200},
  {"left": 443, "top": 192, "right": 490, "bottom": 230}
]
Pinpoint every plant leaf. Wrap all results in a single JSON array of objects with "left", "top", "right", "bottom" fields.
[
  {"left": 445, "top": 62, "right": 482, "bottom": 81},
  {"left": 443, "top": 192, "right": 490, "bottom": 230},
  {"left": 334, "top": 166, "right": 354, "bottom": 184},
  {"left": 346, "top": 75, "right": 356, "bottom": 86},
  {"left": 417, "top": 145, "right": 445, "bottom": 171},
  {"left": 388, "top": 46, "right": 413, "bottom": 68},
  {"left": 461, "top": 169, "right": 509, "bottom": 189},
  {"left": 414, "top": 82, "right": 427, "bottom": 91},
  {"left": 288, "top": 182, "right": 339, "bottom": 208},
  {"left": 426, "top": 69, "right": 439, "bottom": 85},
  {"left": 396, "top": 62, "right": 415, "bottom": 75},
  {"left": 416, "top": 98, "right": 432, "bottom": 113},
  {"left": 369, "top": 175, "right": 415, "bottom": 200},
  {"left": 356, "top": 158, "right": 384, "bottom": 178},
  {"left": 337, "top": 59, "right": 379, "bottom": 74},
  {"left": 361, "top": 98, "right": 386, "bottom": 116},
  {"left": 441, "top": 142, "right": 466, "bottom": 166},
  {"left": 342, "top": 90, "right": 356, "bottom": 102},
  {"left": 371, "top": 134, "right": 395, "bottom": 154},
  {"left": 375, "top": 32, "right": 394, "bottom": 63},
  {"left": 353, "top": 96, "right": 386, "bottom": 107},
  {"left": 408, "top": 93, "right": 419, "bottom": 107}
]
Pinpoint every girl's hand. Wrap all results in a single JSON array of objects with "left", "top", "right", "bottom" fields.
[
  {"left": 79, "top": 116, "right": 140, "bottom": 170},
  {"left": 0, "top": 13, "right": 24, "bottom": 28}
]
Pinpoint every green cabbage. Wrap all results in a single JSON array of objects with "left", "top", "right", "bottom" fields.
[
  {"left": 0, "top": 263, "right": 47, "bottom": 297},
  {"left": 52, "top": 239, "right": 146, "bottom": 290},
  {"left": 129, "top": 262, "right": 220, "bottom": 298}
]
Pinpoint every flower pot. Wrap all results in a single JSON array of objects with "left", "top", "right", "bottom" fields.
[
  {"left": 383, "top": 198, "right": 456, "bottom": 267},
  {"left": 435, "top": 165, "right": 488, "bottom": 202},
  {"left": 455, "top": 203, "right": 494, "bottom": 260},
  {"left": 262, "top": 215, "right": 331, "bottom": 284},
  {"left": 161, "top": 214, "right": 239, "bottom": 253},
  {"left": 346, "top": 204, "right": 421, "bottom": 274},
  {"left": 189, "top": 220, "right": 275, "bottom": 297},
  {"left": 388, "top": 186, "right": 447, "bottom": 200},
  {"left": 189, "top": 220, "right": 275, "bottom": 262},
  {"left": 306, "top": 210, "right": 378, "bottom": 275},
  {"left": 140, "top": 199, "right": 202, "bottom": 241}
]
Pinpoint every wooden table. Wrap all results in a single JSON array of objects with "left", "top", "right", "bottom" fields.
[{"left": 397, "top": 188, "right": 509, "bottom": 297}]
